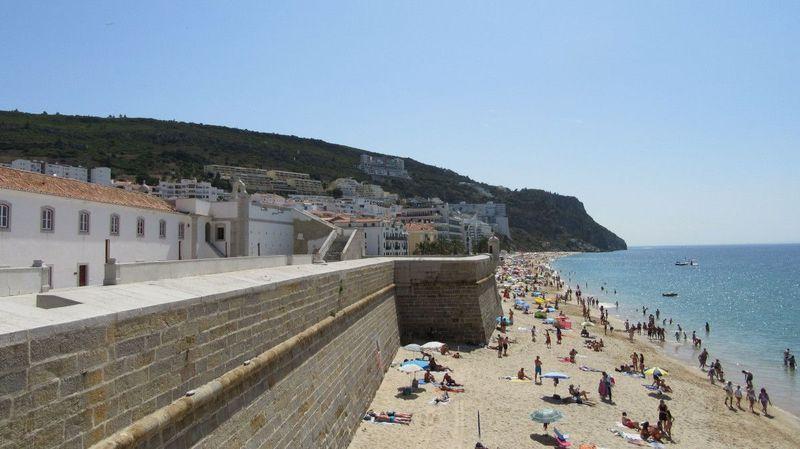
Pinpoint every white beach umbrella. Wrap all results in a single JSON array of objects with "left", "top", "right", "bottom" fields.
[
  {"left": 422, "top": 341, "right": 445, "bottom": 350},
  {"left": 403, "top": 343, "right": 423, "bottom": 353}
]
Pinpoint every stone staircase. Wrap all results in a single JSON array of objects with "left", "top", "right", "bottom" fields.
[{"left": 323, "top": 234, "right": 350, "bottom": 262}]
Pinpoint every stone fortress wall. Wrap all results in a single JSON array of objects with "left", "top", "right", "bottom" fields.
[{"left": 0, "top": 255, "right": 500, "bottom": 449}]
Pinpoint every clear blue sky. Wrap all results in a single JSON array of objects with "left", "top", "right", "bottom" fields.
[{"left": 2, "top": 1, "right": 799, "bottom": 246}]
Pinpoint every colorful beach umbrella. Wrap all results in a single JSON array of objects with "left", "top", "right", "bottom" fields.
[
  {"left": 529, "top": 408, "right": 564, "bottom": 424},
  {"left": 644, "top": 367, "right": 669, "bottom": 377}
]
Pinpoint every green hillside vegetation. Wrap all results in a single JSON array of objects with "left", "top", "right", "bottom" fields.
[{"left": 0, "top": 110, "right": 626, "bottom": 251}]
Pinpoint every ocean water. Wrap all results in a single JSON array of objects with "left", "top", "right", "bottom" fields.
[{"left": 551, "top": 244, "right": 800, "bottom": 415}]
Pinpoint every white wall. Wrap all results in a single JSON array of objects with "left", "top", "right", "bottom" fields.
[
  {"left": 0, "top": 189, "right": 192, "bottom": 289},
  {"left": 245, "top": 204, "right": 294, "bottom": 256}
]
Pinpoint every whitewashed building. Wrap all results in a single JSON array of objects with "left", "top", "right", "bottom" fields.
[
  {"left": 156, "top": 179, "right": 225, "bottom": 202},
  {"left": 331, "top": 217, "right": 408, "bottom": 256},
  {"left": 0, "top": 166, "right": 193, "bottom": 288}
]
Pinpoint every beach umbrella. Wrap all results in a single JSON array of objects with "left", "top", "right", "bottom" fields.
[
  {"left": 644, "top": 367, "right": 669, "bottom": 377},
  {"left": 581, "top": 322, "right": 595, "bottom": 327},
  {"left": 542, "top": 372, "right": 570, "bottom": 380},
  {"left": 422, "top": 341, "right": 445, "bottom": 350},
  {"left": 403, "top": 343, "right": 423, "bottom": 353},
  {"left": 543, "top": 318, "right": 555, "bottom": 324},
  {"left": 542, "top": 372, "right": 570, "bottom": 396},
  {"left": 529, "top": 408, "right": 564, "bottom": 425}
]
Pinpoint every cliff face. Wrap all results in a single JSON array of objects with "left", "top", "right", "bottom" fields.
[{"left": 0, "top": 110, "right": 627, "bottom": 251}]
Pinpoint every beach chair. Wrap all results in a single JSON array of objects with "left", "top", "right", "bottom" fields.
[{"left": 553, "top": 428, "right": 572, "bottom": 448}]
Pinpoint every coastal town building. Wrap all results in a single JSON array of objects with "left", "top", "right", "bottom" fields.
[
  {"left": 90, "top": 167, "right": 112, "bottom": 185},
  {"left": 451, "top": 201, "right": 511, "bottom": 237},
  {"left": 0, "top": 167, "right": 336, "bottom": 289},
  {"left": 0, "top": 166, "right": 193, "bottom": 288},
  {"left": 358, "top": 154, "right": 411, "bottom": 179},
  {"left": 328, "top": 177, "right": 399, "bottom": 205},
  {"left": 405, "top": 222, "right": 437, "bottom": 254},
  {"left": 397, "top": 202, "right": 464, "bottom": 243},
  {"left": 204, "top": 164, "right": 323, "bottom": 196},
  {"left": 326, "top": 215, "right": 408, "bottom": 256},
  {"left": 155, "top": 178, "right": 226, "bottom": 202}
]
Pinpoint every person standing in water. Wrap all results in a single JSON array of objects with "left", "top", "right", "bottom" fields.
[{"left": 705, "top": 322, "right": 710, "bottom": 333}]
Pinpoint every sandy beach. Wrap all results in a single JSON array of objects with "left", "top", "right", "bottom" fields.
[{"left": 348, "top": 252, "right": 800, "bottom": 449}]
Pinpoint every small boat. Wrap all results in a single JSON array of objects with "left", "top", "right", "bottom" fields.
[
  {"left": 662, "top": 292, "right": 678, "bottom": 297},
  {"left": 675, "top": 260, "right": 689, "bottom": 266}
]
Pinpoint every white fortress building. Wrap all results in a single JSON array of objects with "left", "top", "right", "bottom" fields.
[{"left": 0, "top": 167, "right": 338, "bottom": 290}]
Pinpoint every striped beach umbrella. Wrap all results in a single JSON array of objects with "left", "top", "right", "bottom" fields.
[{"left": 644, "top": 367, "right": 669, "bottom": 377}]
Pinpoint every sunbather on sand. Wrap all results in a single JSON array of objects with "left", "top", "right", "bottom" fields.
[
  {"left": 366, "top": 411, "right": 412, "bottom": 424},
  {"left": 440, "top": 385, "right": 465, "bottom": 393},
  {"left": 639, "top": 421, "right": 664, "bottom": 442},
  {"left": 517, "top": 367, "right": 532, "bottom": 380},
  {"left": 443, "top": 372, "right": 462, "bottom": 387},
  {"left": 424, "top": 369, "right": 437, "bottom": 384},
  {"left": 569, "top": 384, "right": 589, "bottom": 401},
  {"left": 433, "top": 391, "right": 450, "bottom": 404},
  {"left": 428, "top": 357, "right": 451, "bottom": 372},
  {"left": 621, "top": 412, "right": 641, "bottom": 430}
]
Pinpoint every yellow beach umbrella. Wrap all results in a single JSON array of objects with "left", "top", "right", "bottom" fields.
[{"left": 644, "top": 367, "right": 669, "bottom": 377}]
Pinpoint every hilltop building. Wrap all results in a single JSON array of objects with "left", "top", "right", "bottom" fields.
[
  {"left": 10, "top": 158, "right": 113, "bottom": 185},
  {"left": 451, "top": 201, "right": 510, "bottom": 237},
  {"left": 327, "top": 177, "right": 399, "bottom": 205},
  {"left": 358, "top": 154, "right": 411, "bottom": 179},
  {"left": 155, "top": 178, "right": 226, "bottom": 202},
  {"left": 204, "top": 164, "right": 323, "bottom": 196}
]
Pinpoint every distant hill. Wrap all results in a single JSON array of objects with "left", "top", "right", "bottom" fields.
[{"left": 0, "top": 110, "right": 627, "bottom": 251}]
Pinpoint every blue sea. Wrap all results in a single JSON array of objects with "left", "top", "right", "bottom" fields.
[{"left": 551, "top": 244, "right": 800, "bottom": 415}]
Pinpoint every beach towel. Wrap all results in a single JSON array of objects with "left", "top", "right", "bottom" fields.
[
  {"left": 579, "top": 365, "right": 602, "bottom": 372},
  {"left": 560, "top": 357, "right": 575, "bottom": 363},
  {"left": 499, "top": 377, "right": 533, "bottom": 382}
]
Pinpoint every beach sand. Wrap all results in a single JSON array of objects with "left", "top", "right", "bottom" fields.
[{"left": 348, "top": 253, "right": 800, "bottom": 449}]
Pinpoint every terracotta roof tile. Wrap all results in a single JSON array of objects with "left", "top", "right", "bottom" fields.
[{"left": 0, "top": 167, "right": 176, "bottom": 212}]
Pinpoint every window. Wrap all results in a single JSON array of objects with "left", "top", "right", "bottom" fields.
[
  {"left": 110, "top": 214, "right": 120, "bottom": 235},
  {"left": 216, "top": 225, "right": 225, "bottom": 241},
  {"left": 178, "top": 222, "right": 185, "bottom": 240},
  {"left": 136, "top": 217, "right": 145, "bottom": 237},
  {"left": 159, "top": 220, "right": 166, "bottom": 239},
  {"left": 78, "top": 210, "right": 90, "bottom": 234},
  {"left": 0, "top": 202, "right": 9, "bottom": 229},
  {"left": 41, "top": 207, "right": 54, "bottom": 232}
]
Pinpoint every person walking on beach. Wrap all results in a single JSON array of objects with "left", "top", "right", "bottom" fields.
[
  {"left": 699, "top": 348, "right": 709, "bottom": 369},
  {"left": 534, "top": 356, "right": 542, "bottom": 384},
  {"left": 639, "top": 353, "right": 645, "bottom": 374},
  {"left": 742, "top": 370, "right": 754, "bottom": 389},
  {"left": 708, "top": 365, "right": 717, "bottom": 385},
  {"left": 556, "top": 327, "right": 562, "bottom": 345},
  {"left": 724, "top": 381, "right": 734, "bottom": 409},
  {"left": 531, "top": 325, "right": 536, "bottom": 342},
  {"left": 746, "top": 386, "right": 757, "bottom": 413},
  {"left": 759, "top": 388, "right": 772, "bottom": 415},
  {"left": 734, "top": 384, "right": 743, "bottom": 409},
  {"left": 545, "top": 330, "right": 552, "bottom": 349}
]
